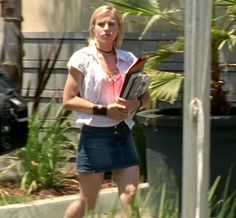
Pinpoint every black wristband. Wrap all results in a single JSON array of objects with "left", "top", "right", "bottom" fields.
[{"left": 93, "top": 104, "right": 107, "bottom": 115}]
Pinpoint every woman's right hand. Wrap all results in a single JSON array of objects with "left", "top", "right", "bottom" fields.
[{"left": 107, "top": 103, "right": 129, "bottom": 121}]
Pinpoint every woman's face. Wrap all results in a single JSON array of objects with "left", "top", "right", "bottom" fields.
[{"left": 93, "top": 12, "right": 119, "bottom": 45}]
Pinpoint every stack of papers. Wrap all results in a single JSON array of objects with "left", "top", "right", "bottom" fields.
[{"left": 120, "top": 56, "right": 151, "bottom": 99}]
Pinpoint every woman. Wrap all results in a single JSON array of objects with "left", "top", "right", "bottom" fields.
[{"left": 63, "top": 5, "right": 150, "bottom": 218}]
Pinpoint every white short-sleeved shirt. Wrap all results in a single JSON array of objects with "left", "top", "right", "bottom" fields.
[{"left": 67, "top": 45, "right": 137, "bottom": 129}]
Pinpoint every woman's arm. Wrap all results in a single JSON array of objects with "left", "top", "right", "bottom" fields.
[
  {"left": 63, "top": 66, "right": 130, "bottom": 121},
  {"left": 63, "top": 67, "right": 94, "bottom": 114}
]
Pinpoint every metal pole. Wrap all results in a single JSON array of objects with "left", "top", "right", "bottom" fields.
[{"left": 183, "top": 0, "right": 212, "bottom": 217}]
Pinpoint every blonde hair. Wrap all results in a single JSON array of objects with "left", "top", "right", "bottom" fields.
[{"left": 88, "top": 5, "right": 124, "bottom": 48}]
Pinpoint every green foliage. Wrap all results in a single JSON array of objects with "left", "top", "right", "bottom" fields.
[
  {"left": 20, "top": 103, "right": 74, "bottom": 190},
  {"left": 139, "top": 171, "right": 235, "bottom": 218},
  {"left": 0, "top": 194, "right": 33, "bottom": 206},
  {"left": 146, "top": 69, "right": 184, "bottom": 104},
  {"left": 136, "top": 181, "right": 180, "bottom": 218},
  {"left": 145, "top": 38, "right": 184, "bottom": 68},
  {"left": 104, "top": 0, "right": 182, "bottom": 39},
  {"left": 209, "top": 167, "right": 236, "bottom": 218},
  {"left": 158, "top": 183, "right": 180, "bottom": 218}
]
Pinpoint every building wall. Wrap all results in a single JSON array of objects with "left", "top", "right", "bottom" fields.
[
  {"left": 21, "top": 0, "right": 184, "bottom": 33},
  {"left": 22, "top": 0, "right": 98, "bottom": 32},
  {"left": 22, "top": 32, "right": 236, "bottom": 118}
]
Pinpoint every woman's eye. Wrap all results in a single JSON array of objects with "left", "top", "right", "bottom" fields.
[
  {"left": 97, "top": 22, "right": 105, "bottom": 27},
  {"left": 108, "top": 22, "right": 116, "bottom": 26}
]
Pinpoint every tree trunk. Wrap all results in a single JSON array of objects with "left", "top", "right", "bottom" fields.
[
  {"left": 0, "top": 0, "right": 23, "bottom": 91},
  {"left": 210, "top": 38, "right": 230, "bottom": 115}
]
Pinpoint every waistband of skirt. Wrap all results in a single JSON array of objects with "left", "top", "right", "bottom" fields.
[{"left": 81, "top": 121, "right": 128, "bottom": 132}]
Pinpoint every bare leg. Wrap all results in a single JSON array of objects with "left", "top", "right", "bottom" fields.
[
  {"left": 63, "top": 172, "right": 104, "bottom": 218},
  {"left": 113, "top": 165, "right": 140, "bottom": 218}
]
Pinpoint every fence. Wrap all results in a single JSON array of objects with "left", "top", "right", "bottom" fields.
[{"left": 22, "top": 32, "right": 236, "bottom": 115}]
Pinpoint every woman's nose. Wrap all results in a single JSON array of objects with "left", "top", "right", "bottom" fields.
[{"left": 104, "top": 23, "right": 109, "bottom": 30}]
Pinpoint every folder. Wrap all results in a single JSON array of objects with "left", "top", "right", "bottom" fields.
[{"left": 120, "top": 56, "right": 151, "bottom": 99}]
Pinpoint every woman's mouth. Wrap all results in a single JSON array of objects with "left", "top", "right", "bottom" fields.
[{"left": 102, "top": 33, "right": 112, "bottom": 37}]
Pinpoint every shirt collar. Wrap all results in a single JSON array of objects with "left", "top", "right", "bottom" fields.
[
  {"left": 115, "top": 49, "right": 128, "bottom": 62},
  {"left": 91, "top": 44, "right": 127, "bottom": 63}
]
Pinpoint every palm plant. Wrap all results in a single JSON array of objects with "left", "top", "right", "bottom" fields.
[{"left": 103, "top": 0, "right": 236, "bottom": 115}]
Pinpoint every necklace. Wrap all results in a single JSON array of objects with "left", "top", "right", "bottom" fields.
[{"left": 96, "top": 46, "right": 114, "bottom": 54}]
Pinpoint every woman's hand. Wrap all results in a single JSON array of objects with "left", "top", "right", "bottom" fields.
[
  {"left": 107, "top": 103, "right": 129, "bottom": 121},
  {"left": 115, "top": 97, "right": 140, "bottom": 115}
]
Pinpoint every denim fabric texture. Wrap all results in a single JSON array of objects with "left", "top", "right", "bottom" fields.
[{"left": 77, "top": 122, "right": 140, "bottom": 173}]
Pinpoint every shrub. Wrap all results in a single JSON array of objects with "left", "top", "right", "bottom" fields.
[{"left": 20, "top": 102, "right": 75, "bottom": 190}]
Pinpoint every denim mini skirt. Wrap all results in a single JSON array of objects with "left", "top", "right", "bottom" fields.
[{"left": 76, "top": 121, "right": 140, "bottom": 173}]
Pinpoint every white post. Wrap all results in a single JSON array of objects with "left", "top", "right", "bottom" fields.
[{"left": 183, "top": 0, "right": 212, "bottom": 218}]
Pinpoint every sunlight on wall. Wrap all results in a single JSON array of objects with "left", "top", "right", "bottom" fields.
[
  {"left": 22, "top": 0, "right": 184, "bottom": 33},
  {"left": 22, "top": 0, "right": 101, "bottom": 32}
]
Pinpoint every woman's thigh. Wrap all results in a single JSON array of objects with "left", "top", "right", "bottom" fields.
[
  {"left": 112, "top": 165, "right": 140, "bottom": 194},
  {"left": 79, "top": 172, "right": 104, "bottom": 201}
]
